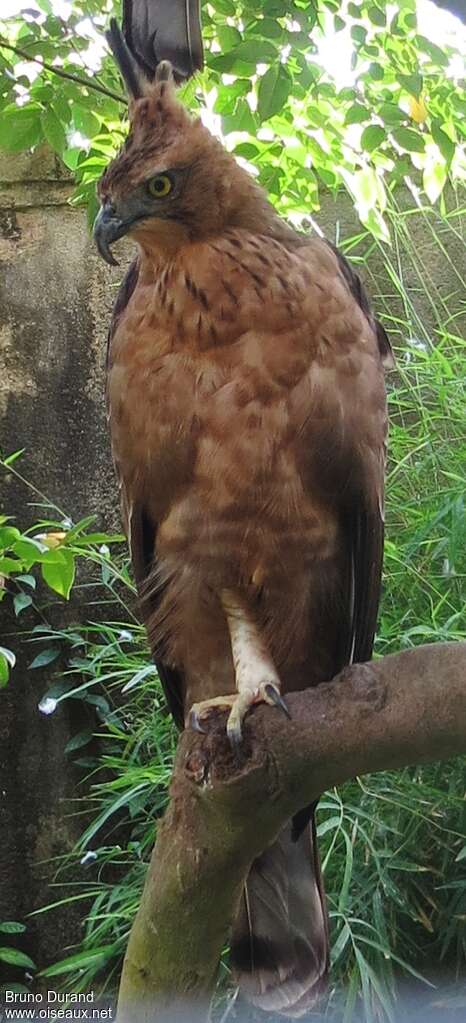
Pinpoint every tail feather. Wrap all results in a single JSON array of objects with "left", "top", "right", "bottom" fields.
[{"left": 231, "top": 810, "right": 329, "bottom": 1017}]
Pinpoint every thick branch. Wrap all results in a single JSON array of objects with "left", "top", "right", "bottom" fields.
[{"left": 117, "top": 642, "right": 466, "bottom": 1022}]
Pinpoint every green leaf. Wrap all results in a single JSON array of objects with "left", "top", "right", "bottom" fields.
[
  {"left": 368, "top": 62, "right": 384, "bottom": 81},
  {"left": 234, "top": 142, "right": 261, "bottom": 160},
  {"left": 65, "top": 730, "right": 93, "bottom": 754},
  {"left": 41, "top": 107, "right": 66, "bottom": 155},
  {"left": 41, "top": 549, "right": 75, "bottom": 599},
  {"left": 368, "top": 6, "right": 386, "bottom": 25},
  {"left": 0, "top": 653, "right": 10, "bottom": 688},
  {"left": 15, "top": 574, "right": 36, "bottom": 588},
  {"left": 0, "top": 922, "right": 26, "bottom": 934},
  {"left": 399, "top": 73, "right": 423, "bottom": 98},
  {"left": 13, "top": 592, "right": 32, "bottom": 616},
  {"left": 378, "top": 102, "right": 405, "bottom": 126},
  {"left": 361, "top": 124, "right": 385, "bottom": 152},
  {"left": 363, "top": 206, "right": 390, "bottom": 243},
  {"left": 0, "top": 525, "right": 21, "bottom": 548},
  {"left": 39, "top": 946, "right": 115, "bottom": 977},
  {"left": 431, "top": 122, "right": 455, "bottom": 164},
  {"left": 392, "top": 127, "right": 425, "bottom": 152},
  {"left": 29, "top": 647, "right": 60, "bottom": 670},
  {"left": 0, "top": 557, "right": 21, "bottom": 575},
  {"left": 415, "top": 36, "right": 448, "bottom": 68},
  {"left": 0, "top": 104, "right": 42, "bottom": 153},
  {"left": 248, "top": 17, "right": 284, "bottom": 40},
  {"left": 257, "top": 65, "right": 292, "bottom": 122},
  {"left": 351, "top": 25, "right": 367, "bottom": 44},
  {"left": 73, "top": 104, "right": 101, "bottom": 139},
  {"left": 216, "top": 25, "right": 242, "bottom": 51},
  {"left": 2, "top": 449, "right": 25, "bottom": 467},
  {"left": 423, "top": 160, "right": 447, "bottom": 204},
  {"left": 222, "top": 98, "right": 256, "bottom": 134},
  {"left": 0, "top": 645, "right": 16, "bottom": 669},
  {"left": 352, "top": 167, "right": 385, "bottom": 207},
  {"left": 345, "top": 103, "right": 368, "bottom": 124},
  {"left": 0, "top": 948, "right": 36, "bottom": 969}
]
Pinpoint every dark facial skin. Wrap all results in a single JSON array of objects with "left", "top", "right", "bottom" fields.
[{"left": 94, "top": 166, "right": 191, "bottom": 265}]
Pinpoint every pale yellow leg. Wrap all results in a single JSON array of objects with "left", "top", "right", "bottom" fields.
[{"left": 186, "top": 588, "right": 289, "bottom": 747}]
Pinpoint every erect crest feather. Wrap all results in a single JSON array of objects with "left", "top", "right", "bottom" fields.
[{"left": 106, "top": 18, "right": 148, "bottom": 100}]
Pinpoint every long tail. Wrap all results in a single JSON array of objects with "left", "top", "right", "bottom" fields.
[{"left": 230, "top": 809, "right": 329, "bottom": 1017}]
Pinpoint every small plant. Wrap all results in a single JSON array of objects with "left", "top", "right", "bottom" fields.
[{"left": 0, "top": 921, "right": 35, "bottom": 994}]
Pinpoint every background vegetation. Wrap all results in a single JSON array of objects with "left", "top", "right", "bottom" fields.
[{"left": 0, "top": 0, "right": 465, "bottom": 1019}]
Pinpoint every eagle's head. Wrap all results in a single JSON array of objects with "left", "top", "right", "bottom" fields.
[{"left": 94, "top": 22, "right": 267, "bottom": 265}]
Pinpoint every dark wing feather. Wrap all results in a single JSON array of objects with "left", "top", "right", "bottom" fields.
[
  {"left": 330, "top": 241, "right": 388, "bottom": 667},
  {"left": 344, "top": 497, "right": 384, "bottom": 666},
  {"left": 122, "top": 0, "right": 203, "bottom": 82},
  {"left": 107, "top": 262, "right": 185, "bottom": 729}
]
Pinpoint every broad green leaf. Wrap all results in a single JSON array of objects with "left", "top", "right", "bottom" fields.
[
  {"left": 0, "top": 922, "right": 26, "bottom": 934},
  {"left": 222, "top": 98, "right": 256, "bottom": 134},
  {"left": 0, "top": 526, "right": 21, "bottom": 547},
  {"left": 363, "top": 206, "right": 391, "bottom": 243},
  {"left": 216, "top": 25, "right": 241, "bottom": 51},
  {"left": 41, "top": 107, "right": 66, "bottom": 155},
  {"left": 234, "top": 142, "right": 261, "bottom": 160},
  {"left": 368, "top": 62, "right": 384, "bottom": 81},
  {"left": 41, "top": 549, "right": 75, "bottom": 599},
  {"left": 65, "top": 730, "right": 93, "bottom": 754},
  {"left": 351, "top": 25, "right": 367, "bottom": 44},
  {"left": 368, "top": 6, "right": 386, "bottom": 25},
  {"left": 361, "top": 124, "right": 385, "bottom": 152},
  {"left": 0, "top": 948, "right": 36, "bottom": 969},
  {"left": 0, "top": 104, "right": 42, "bottom": 153},
  {"left": 29, "top": 647, "right": 60, "bottom": 670},
  {"left": 0, "top": 645, "right": 15, "bottom": 669},
  {"left": 248, "top": 18, "right": 284, "bottom": 40},
  {"left": 345, "top": 103, "right": 369, "bottom": 124},
  {"left": 257, "top": 65, "right": 292, "bottom": 122},
  {"left": 431, "top": 122, "right": 455, "bottom": 164},
  {"left": 392, "top": 127, "right": 425, "bottom": 152},
  {"left": 378, "top": 102, "right": 405, "bottom": 126},
  {"left": 0, "top": 653, "right": 10, "bottom": 688},
  {"left": 73, "top": 104, "right": 101, "bottom": 139},
  {"left": 399, "top": 73, "right": 423, "bottom": 98},
  {"left": 13, "top": 592, "right": 32, "bottom": 616}
]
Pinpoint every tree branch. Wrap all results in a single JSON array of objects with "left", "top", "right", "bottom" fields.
[
  {"left": 0, "top": 37, "right": 125, "bottom": 105},
  {"left": 116, "top": 642, "right": 466, "bottom": 1022}
]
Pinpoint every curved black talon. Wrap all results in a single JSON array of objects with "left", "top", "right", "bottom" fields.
[
  {"left": 265, "top": 684, "right": 291, "bottom": 719},
  {"left": 188, "top": 708, "right": 206, "bottom": 733},
  {"left": 227, "top": 720, "right": 243, "bottom": 750}
]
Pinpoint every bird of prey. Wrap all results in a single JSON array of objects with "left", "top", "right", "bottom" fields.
[{"left": 94, "top": 12, "right": 391, "bottom": 1016}]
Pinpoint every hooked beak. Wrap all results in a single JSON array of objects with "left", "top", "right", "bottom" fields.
[{"left": 93, "top": 202, "right": 128, "bottom": 266}]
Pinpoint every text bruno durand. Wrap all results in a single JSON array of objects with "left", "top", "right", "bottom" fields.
[{"left": 0, "top": 991, "right": 114, "bottom": 1021}]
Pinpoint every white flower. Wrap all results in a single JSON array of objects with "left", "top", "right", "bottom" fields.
[
  {"left": 80, "top": 850, "right": 98, "bottom": 866},
  {"left": 38, "top": 696, "right": 57, "bottom": 715}
]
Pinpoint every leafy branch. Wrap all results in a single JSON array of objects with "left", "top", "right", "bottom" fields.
[{"left": 0, "top": 35, "right": 125, "bottom": 104}]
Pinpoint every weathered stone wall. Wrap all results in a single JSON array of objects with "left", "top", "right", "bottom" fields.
[
  {"left": 0, "top": 145, "right": 464, "bottom": 981},
  {"left": 0, "top": 147, "right": 130, "bottom": 983}
]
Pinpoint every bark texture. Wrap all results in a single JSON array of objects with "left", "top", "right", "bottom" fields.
[{"left": 116, "top": 642, "right": 466, "bottom": 1022}]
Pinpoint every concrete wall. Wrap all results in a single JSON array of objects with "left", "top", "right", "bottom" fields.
[
  {"left": 0, "top": 147, "right": 129, "bottom": 982},
  {"left": 0, "top": 146, "right": 464, "bottom": 979}
]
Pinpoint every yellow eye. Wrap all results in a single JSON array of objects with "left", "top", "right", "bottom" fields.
[{"left": 147, "top": 174, "right": 173, "bottom": 198}]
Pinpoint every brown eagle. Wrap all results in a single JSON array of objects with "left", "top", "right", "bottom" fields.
[{"left": 94, "top": 12, "right": 391, "bottom": 1016}]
